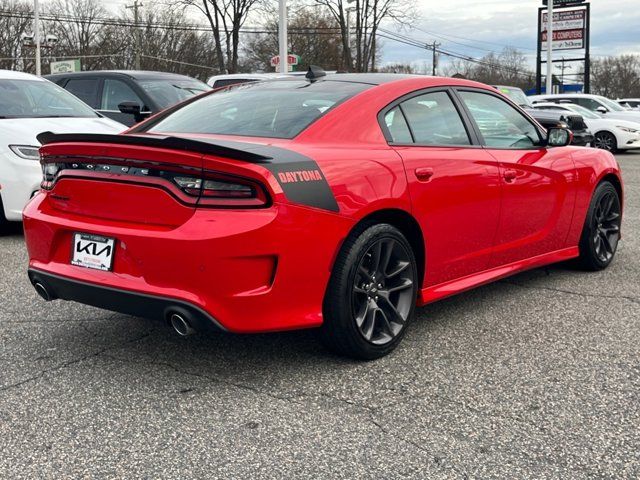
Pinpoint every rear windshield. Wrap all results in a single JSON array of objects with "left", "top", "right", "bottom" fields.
[
  {"left": 145, "top": 80, "right": 370, "bottom": 139},
  {"left": 0, "top": 79, "right": 99, "bottom": 119},
  {"left": 138, "top": 79, "right": 211, "bottom": 109}
]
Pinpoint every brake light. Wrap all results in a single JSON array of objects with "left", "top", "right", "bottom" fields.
[{"left": 177, "top": 172, "right": 269, "bottom": 207}]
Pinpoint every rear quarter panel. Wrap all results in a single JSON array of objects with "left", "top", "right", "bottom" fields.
[{"left": 567, "top": 148, "right": 623, "bottom": 245}]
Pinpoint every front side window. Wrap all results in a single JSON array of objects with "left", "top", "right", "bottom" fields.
[
  {"left": 101, "top": 79, "right": 144, "bottom": 111},
  {"left": 459, "top": 91, "right": 541, "bottom": 149},
  {"left": 398, "top": 91, "right": 471, "bottom": 146},
  {"left": 145, "top": 80, "right": 370, "bottom": 139},
  {"left": 0, "top": 79, "right": 99, "bottom": 118}
]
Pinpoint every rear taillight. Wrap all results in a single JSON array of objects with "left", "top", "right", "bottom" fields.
[
  {"left": 173, "top": 172, "right": 268, "bottom": 207},
  {"left": 40, "top": 157, "right": 269, "bottom": 208},
  {"left": 41, "top": 162, "right": 65, "bottom": 190}
]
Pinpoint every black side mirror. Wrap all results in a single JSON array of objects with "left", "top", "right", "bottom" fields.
[
  {"left": 547, "top": 127, "right": 572, "bottom": 147},
  {"left": 117, "top": 101, "right": 149, "bottom": 123}
]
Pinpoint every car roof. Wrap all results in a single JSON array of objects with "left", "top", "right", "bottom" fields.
[
  {"left": 45, "top": 70, "right": 202, "bottom": 82},
  {"left": 0, "top": 69, "right": 44, "bottom": 81}
]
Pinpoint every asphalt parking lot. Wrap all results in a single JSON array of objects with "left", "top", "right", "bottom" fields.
[{"left": 1, "top": 152, "right": 638, "bottom": 479}]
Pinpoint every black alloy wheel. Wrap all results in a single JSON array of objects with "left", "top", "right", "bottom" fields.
[
  {"left": 577, "top": 181, "right": 622, "bottom": 271},
  {"left": 591, "top": 189, "right": 621, "bottom": 264},
  {"left": 352, "top": 238, "right": 415, "bottom": 345},
  {"left": 321, "top": 223, "right": 418, "bottom": 360}
]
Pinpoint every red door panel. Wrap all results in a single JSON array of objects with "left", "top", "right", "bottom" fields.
[
  {"left": 486, "top": 148, "right": 576, "bottom": 266},
  {"left": 394, "top": 147, "right": 502, "bottom": 286}
]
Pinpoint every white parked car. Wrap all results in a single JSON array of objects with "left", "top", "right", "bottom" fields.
[
  {"left": 529, "top": 93, "right": 640, "bottom": 123},
  {"left": 0, "top": 70, "right": 125, "bottom": 226},
  {"left": 618, "top": 98, "right": 640, "bottom": 110},
  {"left": 532, "top": 102, "right": 640, "bottom": 152}
]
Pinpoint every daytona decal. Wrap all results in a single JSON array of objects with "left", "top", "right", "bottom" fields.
[{"left": 277, "top": 170, "right": 323, "bottom": 183}]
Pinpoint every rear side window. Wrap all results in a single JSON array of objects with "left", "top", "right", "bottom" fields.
[
  {"left": 64, "top": 78, "right": 100, "bottom": 108},
  {"left": 399, "top": 91, "right": 471, "bottom": 146},
  {"left": 145, "top": 80, "right": 370, "bottom": 139},
  {"left": 384, "top": 107, "right": 412, "bottom": 143}
]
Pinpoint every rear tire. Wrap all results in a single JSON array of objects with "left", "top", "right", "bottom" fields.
[
  {"left": 321, "top": 223, "right": 418, "bottom": 360},
  {"left": 576, "top": 181, "right": 622, "bottom": 271},
  {"left": 593, "top": 131, "right": 618, "bottom": 153}
]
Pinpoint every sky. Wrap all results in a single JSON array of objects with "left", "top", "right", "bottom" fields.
[
  {"left": 44, "top": 0, "right": 640, "bottom": 74},
  {"left": 380, "top": 0, "right": 640, "bottom": 72}
]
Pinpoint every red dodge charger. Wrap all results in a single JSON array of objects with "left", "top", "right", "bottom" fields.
[{"left": 24, "top": 71, "right": 623, "bottom": 359}]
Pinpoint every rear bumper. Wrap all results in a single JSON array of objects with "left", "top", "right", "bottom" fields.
[
  {"left": 28, "top": 268, "right": 225, "bottom": 332},
  {"left": 23, "top": 193, "right": 354, "bottom": 333}
]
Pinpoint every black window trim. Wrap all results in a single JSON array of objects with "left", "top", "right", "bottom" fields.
[
  {"left": 451, "top": 86, "right": 548, "bottom": 151},
  {"left": 377, "top": 86, "right": 482, "bottom": 148}
]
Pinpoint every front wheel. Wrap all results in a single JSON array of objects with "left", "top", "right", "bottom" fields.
[
  {"left": 593, "top": 132, "right": 618, "bottom": 153},
  {"left": 321, "top": 223, "right": 418, "bottom": 360},
  {"left": 577, "top": 181, "right": 622, "bottom": 271}
]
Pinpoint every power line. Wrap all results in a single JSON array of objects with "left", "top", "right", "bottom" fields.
[{"left": 377, "top": 29, "right": 534, "bottom": 78}]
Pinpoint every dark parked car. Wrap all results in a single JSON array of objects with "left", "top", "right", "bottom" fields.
[
  {"left": 46, "top": 71, "right": 211, "bottom": 126},
  {"left": 494, "top": 85, "right": 594, "bottom": 147}
]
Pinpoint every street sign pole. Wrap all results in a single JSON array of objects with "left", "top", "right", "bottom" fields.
[
  {"left": 278, "top": 0, "right": 288, "bottom": 74},
  {"left": 34, "top": 0, "right": 41, "bottom": 76},
  {"left": 546, "top": 0, "right": 554, "bottom": 94},
  {"left": 584, "top": 1, "right": 591, "bottom": 93}
]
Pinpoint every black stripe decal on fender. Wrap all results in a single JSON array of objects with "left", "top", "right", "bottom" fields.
[{"left": 261, "top": 160, "right": 339, "bottom": 212}]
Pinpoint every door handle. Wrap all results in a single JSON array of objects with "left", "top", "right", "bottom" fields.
[
  {"left": 503, "top": 169, "right": 517, "bottom": 183},
  {"left": 415, "top": 167, "right": 434, "bottom": 182}
]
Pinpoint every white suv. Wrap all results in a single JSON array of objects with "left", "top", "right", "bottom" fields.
[
  {"left": 0, "top": 70, "right": 125, "bottom": 227},
  {"left": 529, "top": 93, "right": 640, "bottom": 123}
]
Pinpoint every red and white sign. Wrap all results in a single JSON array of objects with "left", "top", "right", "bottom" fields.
[
  {"left": 270, "top": 54, "right": 300, "bottom": 67},
  {"left": 540, "top": 7, "right": 586, "bottom": 51}
]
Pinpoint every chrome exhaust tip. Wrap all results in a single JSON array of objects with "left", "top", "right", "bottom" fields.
[
  {"left": 169, "top": 312, "right": 196, "bottom": 337},
  {"left": 34, "top": 282, "right": 52, "bottom": 301}
]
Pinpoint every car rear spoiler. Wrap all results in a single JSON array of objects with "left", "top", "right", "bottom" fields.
[
  {"left": 36, "top": 131, "right": 340, "bottom": 212},
  {"left": 36, "top": 132, "right": 272, "bottom": 164}
]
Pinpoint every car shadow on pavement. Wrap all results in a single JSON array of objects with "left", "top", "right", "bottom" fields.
[{"left": 0, "top": 222, "right": 23, "bottom": 237}]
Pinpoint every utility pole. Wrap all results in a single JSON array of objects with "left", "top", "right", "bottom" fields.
[
  {"left": 546, "top": 0, "right": 554, "bottom": 94},
  {"left": 427, "top": 42, "right": 440, "bottom": 76},
  {"left": 278, "top": 0, "right": 288, "bottom": 74},
  {"left": 34, "top": 0, "right": 41, "bottom": 75},
  {"left": 126, "top": 0, "right": 142, "bottom": 70}
]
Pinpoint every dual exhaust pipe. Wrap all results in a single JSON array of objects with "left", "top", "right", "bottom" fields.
[{"left": 31, "top": 280, "right": 197, "bottom": 337}]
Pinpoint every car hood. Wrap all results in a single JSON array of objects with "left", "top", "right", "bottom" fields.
[{"left": 0, "top": 116, "right": 126, "bottom": 147}]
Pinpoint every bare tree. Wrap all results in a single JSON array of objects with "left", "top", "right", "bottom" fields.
[
  {"left": 177, "top": 0, "right": 262, "bottom": 74},
  {"left": 443, "top": 48, "right": 533, "bottom": 90},
  {"left": 47, "top": 0, "right": 121, "bottom": 71},
  {"left": 312, "top": 0, "right": 416, "bottom": 72},
  {"left": 0, "top": 0, "right": 35, "bottom": 71},
  {"left": 590, "top": 55, "right": 640, "bottom": 98}
]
